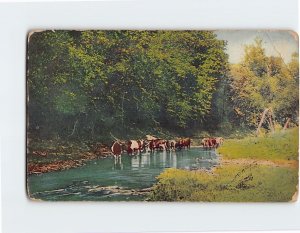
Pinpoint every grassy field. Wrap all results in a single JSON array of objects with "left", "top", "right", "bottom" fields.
[
  {"left": 149, "top": 128, "right": 299, "bottom": 202},
  {"left": 149, "top": 165, "right": 298, "bottom": 202},
  {"left": 218, "top": 127, "right": 299, "bottom": 161}
]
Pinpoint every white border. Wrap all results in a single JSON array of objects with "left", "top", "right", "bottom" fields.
[{"left": 0, "top": 1, "right": 299, "bottom": 233}]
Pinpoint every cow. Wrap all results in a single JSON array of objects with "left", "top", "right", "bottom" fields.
[
  {"left": 175, "top": 140, "right": 183, "bottom": 150},
  {"left": 147, "top": 139, "right": 166, "bottom": 152},
  {"left": 181, "top": 138, "right": 191, "bottom": 149},
  {"left": 148, "top": 140, "right": 155, "bottom": 153},
  {"left": 165, "top": 140, "right": 171, "bottom": 151},
  {"left": 201, "top": 138, "right": 208, "bottom": 149},
  {"left": 139, "top": 139, "right": 148, "bottom": 153},
  {"left": 153, "top": 139, "right": 166, "bottom": 151},
  {"left": 215, "top": 137, "right": 224, "bottom": 147},
  {"left": 127, "top": 140, "right": 141, "bottom": 155},
  {"left": 203, "top": 138, "right": 214, "bottom": 149},
  {"left": 169, "top": 140, "right": 176, "bottom": 150},
  {"left": 211, "top": 138, "right": 217, "bottom": 148},
  {"left": 202, "top": 137, "right": 218, "bottom": 149},
  {"left": 175, "top": 138, "right": 191, "bottom": 150},
  {"left": 111, "top": 141, "right": 123, "bottom": 160},
  {"left": 137, "top": 140, "right": 143, "bottom": 151}
]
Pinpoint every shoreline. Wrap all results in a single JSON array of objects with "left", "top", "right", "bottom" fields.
[
  {"left": 27, "top": 146, "right": 206, "bottom": 175},
  {"left": 27, "top": 144, "right": 298, "bottom": 175},
  {"left": 27, "top": 151, "right": 113, "bottom": 175}
]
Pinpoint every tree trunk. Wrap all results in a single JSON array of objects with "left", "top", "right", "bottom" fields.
[
  {"left": 69, "top": 119, "right": 79, "bottom": 137},
  {"left": 267, "top": 117, "right": 274, "bottom": 132},
  {"left": 268, "top": 115, "right": 275, "bottom": 133},
  {"left": 256, "top": 108, "right": 269, "bottom": 135},
  {"left": 283, "top": 118, "right": 291, "bottom": 130},
  {"left": 269, "top": 108, "right": 275, "bottom": 132}
]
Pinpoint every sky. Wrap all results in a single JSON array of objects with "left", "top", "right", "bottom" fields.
[{"left": 215, "top": 30, "right": 298, "bottom": 64}]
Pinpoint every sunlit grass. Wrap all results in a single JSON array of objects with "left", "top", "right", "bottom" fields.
[
  {"left": 149, "top": 164, "right": 298, "bottom": 202},
  {"left": 218, "top": 127, "right": 299, "bottom": 161},
  {"left": 149, "top": 128, "right": 299, "bottom": 202}
]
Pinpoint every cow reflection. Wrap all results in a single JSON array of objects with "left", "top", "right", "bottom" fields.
[
  {"left": 171, "top": 151, "right": 177, "bottom": 168},
  {"left": 113, "top": 156, "right": 123, "bottom": 170}
]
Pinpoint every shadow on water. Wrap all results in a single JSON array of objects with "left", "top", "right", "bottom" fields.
[{"left": 28, "top": 148, "right": 219, "bottom": 201}]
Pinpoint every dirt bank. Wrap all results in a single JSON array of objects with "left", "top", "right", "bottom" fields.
[{"left": 27, "top": 142, "right": 113, "bottom": 175}]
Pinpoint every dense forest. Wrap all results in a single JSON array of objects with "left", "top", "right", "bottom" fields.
[{"left": 27, "top": 30, "right": 299, "bottom": 143}]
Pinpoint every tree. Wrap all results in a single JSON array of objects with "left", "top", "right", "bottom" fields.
[
  {"left": 27, "top": 30, "right": 229, "bottom": 141},
  {"left": 229, "top": 38, "right": 299, "bottom": 133}
]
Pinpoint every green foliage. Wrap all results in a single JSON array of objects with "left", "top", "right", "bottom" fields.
[
  {"left": 149, "top": 165, "right": 298, "bottom": 202},
  {"left": 28, "top": 31, "right": 298, "bottom": 140},
  {"left": 27, "top": 30, "right": 229, "bottom": 140},
  {"left": 229, "top": 38, "right": 299, "bottom": 130},
  {"left": 218, "top": 127, "right": 299, "bottom": 161}
]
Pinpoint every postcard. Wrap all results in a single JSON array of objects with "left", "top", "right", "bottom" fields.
[{"left": 26, "top": 30, "right": 298, "bottom": 201}]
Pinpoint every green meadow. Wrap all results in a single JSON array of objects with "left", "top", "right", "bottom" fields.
[
  {"left": 218, "top": 128, "right": 299, "bottom": 161},
  {"left": 149, "top": 128, "right": 299, "bottom": 202}
]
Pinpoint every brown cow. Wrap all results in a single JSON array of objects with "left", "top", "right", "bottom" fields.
[
  {"left": 175, "top": 139, "right": 182, "bottom": 150},
  {"left": 148, "top": 140, "right": 155, "bottom": 153},
  {"left": 182, "top": 138, "right": 191, "bottom": 149},
  {"left": 154, "top": 139, "right": 166, "bottom": 151},
  {"left": 204, "top": 138, "right": 210, "bottom": 148},
  {"left": 147, "top": 139, "right": 166, "bottom": 152},
  {"left": 211, "top": 138, "right": 217, "bottom": 148},
  {"left": 169, "top": 140, "right": 176, "bottom": 150},
  {"left": 165, "top": 140, "right": 171, "bottom": 151},
  {"left": 202, "top": 137, "right": 218, "bottom": 149},
  {"left": 111, "top": 141, "right": 122, "bottom": 159},
  {"left": 175, "top": 138, "right": 191, "bottom": 150}
]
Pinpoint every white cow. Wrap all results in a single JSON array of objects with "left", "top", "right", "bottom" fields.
[{"left": 215, "top": 137, "right": 224, "bottom": 146}]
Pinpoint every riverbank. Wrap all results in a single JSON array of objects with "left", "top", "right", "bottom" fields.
[
  {"left": 149, "top": 128, "right": 299, "bottom": 202},
  {"left": 27, "top": 139, "right": 112, "bottom": 174},
  {"left": 27, "top": 139, "right": 203, "bottom": 174}
]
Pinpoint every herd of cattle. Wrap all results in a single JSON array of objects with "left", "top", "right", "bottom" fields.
[{"left": 110, "top": 135, "right": 224, "bottom": 158}]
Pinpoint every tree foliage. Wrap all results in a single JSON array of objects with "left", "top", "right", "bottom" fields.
[
  {"left": 28, "top": 32, "right": 298, "bottom": 140},
  {"left": 229, "top": 38, "right": 299, "bottom": 130},
  {"left": 27, "top": 30, "right": 229, "bottom": 141}
]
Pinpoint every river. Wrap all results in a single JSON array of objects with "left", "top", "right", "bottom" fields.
[{"left": 27, "top": 148, "right": 219, "bottom": 201}]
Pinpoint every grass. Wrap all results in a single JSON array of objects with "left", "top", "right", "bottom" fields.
[
  {"left": 218, "top": 128, "right": 299, "bottom": 161},
  {"left": 149, "top": 164, "right": 298, "bottom": 202},
  {"left": 149, "top": 127, "right": 299, "bottom": 202}
]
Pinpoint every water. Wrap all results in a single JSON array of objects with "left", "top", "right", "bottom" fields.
[{"left": 27, "top": 148, "right": 218, "bottom": 201}]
